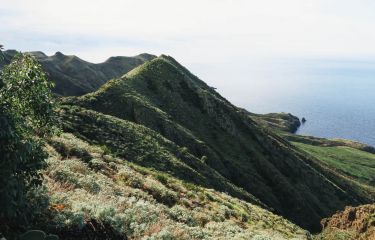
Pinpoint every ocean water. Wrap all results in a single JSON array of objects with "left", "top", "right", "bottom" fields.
[{"left": 191, "top": 58, "right": 375, "bottom": 147}]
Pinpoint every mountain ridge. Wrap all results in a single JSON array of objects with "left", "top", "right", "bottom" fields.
[
  {"left": 0, "top": 50, "right": 156, "bottom": 96},
  {"left": 2, "top": 50, "right": 373, "bottom": 239},
  {"left": 61, "top": 55, "right": 372, "bottom": 232}
]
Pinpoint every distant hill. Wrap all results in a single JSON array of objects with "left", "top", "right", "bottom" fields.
[
  {"left": 61, "top": 55, "right": 372, "bottom": 232},
  {"left": 0, "top": 50, "right": 156, "bottom": 96}
]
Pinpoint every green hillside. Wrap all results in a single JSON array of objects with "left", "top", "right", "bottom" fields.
[
  {"left": 58, "top": 105, "right": 259, "bottom": 204},
  {"left": 37, "top": 132, "right": 311, "bottom": 239},
  {"left": 2, "top": 51, "right": 374, "bottom": 239},
  {"left": 247, "top": 111, "right": 375, "bottom": 204},
  {"left": 61, "top": 55, "right": 371, "bottom": 232},
  {"left": 0, "top": 50, "right": 156, "bottom": 96},
  {"left": 249, "top": 111, "right": 375, "bottom": 193},
  {"left": 293, "top": 143, "right": 375, "bottom": 186}
]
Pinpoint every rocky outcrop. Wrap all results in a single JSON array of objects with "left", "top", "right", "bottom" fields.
[
  {"left": 244, "top": 110, "right": 301, "bottom": 133},
  {"left": 320, "top": 204, "right": 375, "bottom": 240}
]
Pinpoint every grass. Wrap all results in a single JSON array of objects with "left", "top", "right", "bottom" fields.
[
  {"left": 59, "top": 55, "right": 367, "bottom": 231},
  {"left": 58, "top": 104, "right": 259, "bottom": 205},
  {"left": 248, "top": 108, "right": 375, "bottom": 202},
  {"left": 293, "top": 142, "right": 375, "bottom": 186},
  {"left": 36, "top": 133, "right": 311, "bottom": 239},
  {"left": 4, "top": 50, "right": 374, "bottom": 239},
  {"left": 283, "top": 133, "right": 375, "bottom": 154}
]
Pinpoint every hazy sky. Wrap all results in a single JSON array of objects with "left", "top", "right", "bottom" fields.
[
  {"left": 3, "top": 0, "right": 375, "bottom": 145},
  {"left": 2, "top": 0, "right": 375, "bottom": 109},
  {"left": 2, "top": 0, "right": 375, "bottom": 63}
]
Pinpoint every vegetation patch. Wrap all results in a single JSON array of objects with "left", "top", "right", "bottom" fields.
[
  {"left": 37, "top": 133, "right": 311, "bottom": 239},
  {"left": 293, "top": 142, "right": 375, "bottom": 186}
]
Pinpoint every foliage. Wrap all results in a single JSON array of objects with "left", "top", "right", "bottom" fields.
[
  {"left": 3, "top": 51, "right": 370, "bottom": 238},
  {"left": 0, "top": 53, "right": 56, "bottom": 233},
  {"left": 40, "top": 133, "right": 310, "bottom": 239},
  {"left": 61, "top": 55, "right": 366, "bottom": 231},
  {"left": 0, "top": 53, "right": 56, "bottom": 137},
  {"left": 58, "top": 105, "right": 257, "bottom": 204}
]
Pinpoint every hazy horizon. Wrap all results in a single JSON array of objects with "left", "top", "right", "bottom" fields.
[{"left": 3, "top": 0, "right": 375, "bottom": 145}]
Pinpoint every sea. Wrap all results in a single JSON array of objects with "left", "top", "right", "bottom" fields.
[{"left": 191, "top": 57, "right": 375, "bottom": 147}]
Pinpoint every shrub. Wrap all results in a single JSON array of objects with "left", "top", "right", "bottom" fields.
[
  {"left": 193, "top": 211, "right": 210, "bottom": 226},
  {"left": 167, "top": 205, "right": 197, "bottom": 227},
  {"left": 48, "top": 139, "right": 92, "bottom": 162},
  {"left": 155, "top": 173, "right": 169, "bottom": 184},
  {"left": 89, "top": 158, "right": 106, "bottom": 171},
  {"left": 79, "top": 176, "right": 101, "bottom": 194},
  {"left": 241, "top": 213, "right": 249, "bottom": 223},
  {"left": 0, "top": 53, "right": 56, "bottom": 233},
  {"left": 142, "top": 177, "right": 178, "bottom": 207}
]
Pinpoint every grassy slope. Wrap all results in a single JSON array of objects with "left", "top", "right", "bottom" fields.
[
  {"left": 0, "top": 50, "right": 156, "bottom": 96},
  {"left": 292, "top": 143, "right": 375, "bottom": 186},
  {"left": 283, "top": 133, "right": 375, "bottom": 154},
  {"left": 40, "top": 133, "right": 311, "bottom": 240},
  {"left": 61, "top": 55, "right": 369, "bottom": 232},
  {"left": 246, "top": 99, "right": 375, "bottom": 240},
  {"left": 58, "top": 105, "right": 259, "bottom": 204},
  {"left": 247, "top": 111, "right": 375, "bottom": 194}
]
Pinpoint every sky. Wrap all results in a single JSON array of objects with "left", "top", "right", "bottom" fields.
[
  {"left": 2, "top": 0, "right": 375, "bottom": 62},
  {"left": 3, "top": 0, "right": 375, "bottom": 145},
  {"left": 2, "top": 0, "right": 375, "bottom": 106}
]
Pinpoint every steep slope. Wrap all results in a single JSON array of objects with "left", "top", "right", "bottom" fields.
[
  {"left": 61, "top": 55, "right": 370, "bottom": 232},
  {"left": 36, "top": 133, "right": 312, "bottom": 239},
  {"left": 58, "top": 105, "right": 259, "bottom": 204},
  {"left": 0, "top": 50, "right": 156, "bottom": 96},
  {"left": 247, "top": 112, "right": 375, "bottom": 200},
  {"left": 293, "top": 143, "right": 375, "bottom": 188}
]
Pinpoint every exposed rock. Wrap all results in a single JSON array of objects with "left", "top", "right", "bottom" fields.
[
  {"left": 244, "top": 110, "right": 302, "bottom": 133},
  {"left": 319, "top": 204, "right": 375, "bottom": 240}
]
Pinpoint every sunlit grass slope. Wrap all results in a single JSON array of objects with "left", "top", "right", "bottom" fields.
[
  {"left": 293, "top": 142, "right": 375, "bottom": 188},
  {"left": 60, "top": 55, "right": 368, "bottom": 231},
  {"left": 40, "top": 133, "right": 311, "bottom": 239}
]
